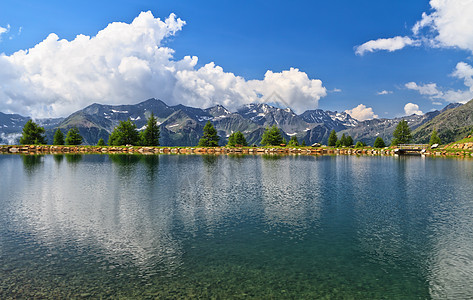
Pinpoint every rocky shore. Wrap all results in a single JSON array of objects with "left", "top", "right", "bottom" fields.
[{"left": 1, "top": 144, "right": 473, "bottom": 157}]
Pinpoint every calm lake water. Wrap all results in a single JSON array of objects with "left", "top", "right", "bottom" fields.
[{"left": 1, "top": 154, "right": 473, "bottom": 298}]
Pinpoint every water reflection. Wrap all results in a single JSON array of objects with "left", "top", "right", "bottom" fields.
[
  {"left": 201, "top": 154, "right": 218, "bottom": 166},
  {"left": 2, "top": 154, "right": 473, "bottom": 298},
  {"left": 22, "top": 155, "right": 44, "bottom": 172},
  {"left": 65, "top": 154, "right": 82, "bottom": 163},
  {"left": 13, "top": 155, "right": 182, "bottom": 277},
  {"left": 260, "top": 156, "right": 322, "bottom": 235},
  {"left": 53, "top": 154, "right": 64, "bottom": 164}
]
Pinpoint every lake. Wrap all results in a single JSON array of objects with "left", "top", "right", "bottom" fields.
[{"left": 1, "top": 154, "right": 473, "bottom": 298}]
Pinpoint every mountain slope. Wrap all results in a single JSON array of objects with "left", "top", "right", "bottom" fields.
[
  {"left": 412, "top": 99, "right": 473, "bottom": 143},
  {"left": 338, "top": 103, "right": 462, "bottom": 146},
  {"left": 8, "top": 98, "right": 463, "bottom": 147}
]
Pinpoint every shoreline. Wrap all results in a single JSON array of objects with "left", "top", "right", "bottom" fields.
[{"left": 1, "top": 144, "right": 473, "bottom": 158}]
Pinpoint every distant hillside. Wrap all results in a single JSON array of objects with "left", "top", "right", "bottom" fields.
[
  {"left": 338, "top": 103, "right": 462, "bottom": 146},
  {"left": 412, "top": 99, "right": 473, "bottom": 144},
  {"left": 34, "top": 99, "right": 361, "bottom": 146},
  {"left": 2, "top": 97, "right": 468, "bottom": 146}
]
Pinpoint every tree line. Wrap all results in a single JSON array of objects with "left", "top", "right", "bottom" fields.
[{"left": 18, "top": 116, "right": 444, "bottom": 148}]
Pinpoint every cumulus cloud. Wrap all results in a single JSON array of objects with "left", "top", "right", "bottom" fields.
[
  {"left": 413, "top": 0, "right": 473, "bottom": 52},
  {"left": 377, "top": 90, "right": 392, "bottom": 95},
  {"left": 405, "top": 82, "right": 443, "bottom": 97},
  {"left": 357, "top": 1, "right": 473, "bottom": 55},
  {"left": 345, "top": 104, "right": 378, "bottom": 121},
  {"left": 405, "top": 62, "right": 473, "bottom": 104},
  {"left": 355, "top": 36, "right": 419, "bottom": 55},
  {"left": 404, "top": 103, "right": 423, "bottom": 116},
  {"left": 0, "top": 11, "right": 326, "bottom": 118}
]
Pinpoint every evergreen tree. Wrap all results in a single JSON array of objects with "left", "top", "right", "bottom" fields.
[
  {"left": 373, "top": 137, "right": 386, "bottom": 148},
  {"left": 53, "top": 128, "right": 65, "bottom": 145},
  {"left": 19, "top": 120, "right": 47, "bottom": 145},
  {"left": 65, "top": 127, "right": 83, "bottom": 145},
  {"left": 97, "top": 138, "right": 106, "bottom": 146},
  {"left": 287, "top": 136, "right": 299, "bottom": 146},
  {"left": 429, "top": 129, "right": 441, "bottom": 145},
  {"left": 140, "top": 113, "right": 160, "bottom": 146},
  {"left": 344, "top": 136, "right": 354, "bottom": 147},
  {"left": 340, "top": 134, "right": 346, "bottom": 146},
  {"left": 301, "top": 140, "right": 306, "bottom": 147},
  {"left": 261, "top": 125, "right": 284, "bottom": 146},
  {"left": 198, "top": 121, "right": 220, "bottom": 147},
  {"left": 108, "top": 120, "right": 140, "bottom": 146},
  {"left": 328, "top": 129, "right": 337, "bottom": 147},
  {"left": 355, "top": 141, "right": 365, "bottom": 148},
  {"left": 227, "top": 133, "right": 236, "bottom": 147},
  {"left": 391, "top": 119, "right": 412, "bottom": 145},
  {"left": 227, "top": 131, "right": 247, "bottom": 147},
  {"left": 335, "top": 139, "right": 342, "bottom": 148}
]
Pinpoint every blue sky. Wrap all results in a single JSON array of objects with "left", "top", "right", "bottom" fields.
[{"left": 1, "top": 0, "right": 472, "bottom": 119}]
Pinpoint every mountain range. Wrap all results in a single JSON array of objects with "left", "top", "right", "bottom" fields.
[{"left": 0, "top": 98, "right": 471, "bottom": 146}]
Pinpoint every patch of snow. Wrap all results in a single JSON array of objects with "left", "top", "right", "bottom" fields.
[
  {"left": 138, "top": 125, "right": 147, "bottom": 131},
  {"left": 111, "top": 109, "right": 129, "bottom": 113},
  {"left": 130, "top": 116, "right": 141, "bottom": 121},
  {"left": 168, "top": 124, "right": 179, "bottom": 128},
  {"left": 287, "top": 132, "right": 297, "bottom": 136},
  {"left": 257, "top": 113, "right": 265, "bottom": 117}
]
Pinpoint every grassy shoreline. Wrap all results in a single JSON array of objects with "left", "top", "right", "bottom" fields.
[{"left": 1, "top": 143, "right": 473, "bottom": 158}]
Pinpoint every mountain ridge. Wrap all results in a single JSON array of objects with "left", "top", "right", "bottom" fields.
[{"left": 0, "top": 98, "right": 466, "bottom": 146}]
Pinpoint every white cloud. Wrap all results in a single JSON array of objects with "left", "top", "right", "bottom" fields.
[
  {"left": 0, "top": 24, "right": 10, "bottom": 41},
  {"left": 405, "top": 82, "right": 443, "bottom": 97},
  {"left": 405, "top": 62, "right": 473, "bottom": 104},
  {"left": 355, "top": 36, "right": 419, "bottom": 55},
  {"left": 377, "top": 90, "right": 392, "bottom": 95},
  {"left": 0, "top": 11, "right": 326, "bottom": 118},
  {"left": 442, "top": 61, "right": 473, "bottom": 103},
  {"left": 332, "top": 88, "right": 342, "bottom": 92},
  {"left": 413, "top": 0, "right": 473, "bottom": 52},
  {"left": 357, "top": 1, "right": 473, "bottom": 55},
  {"left": 404, "top": 103, "right": 423, "bottom": 116},
  {"left": 345, "top": 104, "right": 378, "bottom": 121}
]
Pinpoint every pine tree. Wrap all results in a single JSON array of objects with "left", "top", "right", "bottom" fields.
[
  {"left": 261, "top": 125, "right": 284, "bottom": 146},
  {"left": 328, "top": 129, "right": 337, "bottom": 147},
  {"left": 108, "top": 120, "right": 140, "bottom": 146},
  {"left": 227, "top": 133, "right": 236, "bottom": 147},
  {"left": 301, "top": 140, "right": 306, "bottom": 147},
  {"left": 339, "top": 134, "right": 347, "bottom": 147},
  {"left": 344, "top": 136, "right": 354, "bottom": 147},
  {"left": 227, "top": 131, "right": 247, "bottom": 147},
  {"left": 140, "top": 113, "right": 160, "bottom": 146},
  {"left": 53, "top": 128, "right": 65, "bottom": 145},
  {"left": 288, "top": 136, "right": 299, "bottom": 147},
  {"left": 65, "top": 127, "right": 83, "bottom": 145},
  {"left": 198, "top": 121, "right": 220, "bottom": 147},
  {"left": 392, "top": 119, "right": 411, "bottom": 145},
  {"left": 19, "top": 120, "right": 47, "bottom": 145},
  {"left": 355, "top": 141, "right": 365, "bottom": 148},
  {"left": 373, "top": 137, "right": 386, "bottom": 148},
  {"left": 97, "top": 138, "right": 106, "bottom": 146},
  {"left": 429, "top": 129, "right": 441, "bottom": 145}
]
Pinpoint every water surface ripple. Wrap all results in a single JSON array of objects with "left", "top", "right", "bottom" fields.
[{"left": 1, "top": 154, "right": 473, "bottom": 298}]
